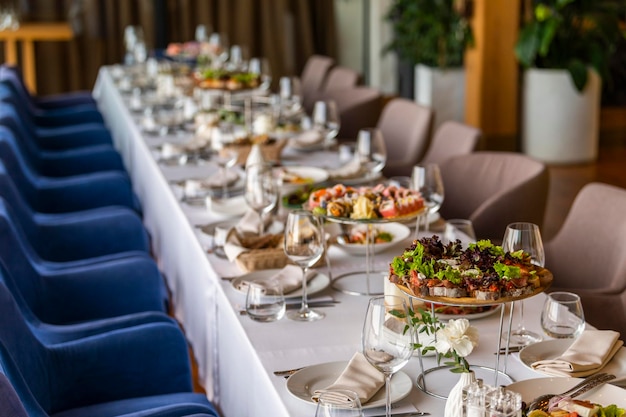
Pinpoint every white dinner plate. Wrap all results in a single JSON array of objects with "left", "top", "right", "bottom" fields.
[
  {"left": 335, "top": 223, "right": 411, "bottom": 256},
  {"left": 519, "top": 339, "right": 626, "bottom": 379},
  {"left": 278, "top": 166, "right": 329, "bottom": 193},
  {"left": 286, "top": 361, "right": 412, "bottom": 409},
  {"left": 507, "top": 377, "right": 626, "bottom": 408},
  {"left": 231, "top": 269, "right": 331, "bottom": 299}
]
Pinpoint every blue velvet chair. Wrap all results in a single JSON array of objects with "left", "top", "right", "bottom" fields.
[
  {"left": 0, "top": 94, "right": 113, "bottom": 150},
  {"left": 0, "top": 164, "right": 150, "bottom": 261},
  {"left": 0, "top": 260, "right": 173, "bottom": 344},
  {"left": 0, "top": 204, "right": 168, "bottom": 322},
  {"left": 0, "top": 65, "right": 104, "bottom": 126},
  {"left": 0, "top": 119, "right": 126, "bottom": 177},
  {"left": 0, "top": 139, "right": 141, "bottom": 214},
  {"left": 0, "top": 284, "right": 219, "bottom": 417}
]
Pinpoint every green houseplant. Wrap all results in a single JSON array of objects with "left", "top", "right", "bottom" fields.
[
  {"left": 385, "top": 0, "right": 474, "bottom": 131},
  {"left": 517, "top": 0, "right": 626, "bottom": 164},
  {"left": 515, "top": 0, "right": 626, "bottom": 92},
  {"left": 385, "top": 0, "right": 474, "bottom": 68}
]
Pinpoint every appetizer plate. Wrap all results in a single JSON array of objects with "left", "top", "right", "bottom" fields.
[
  {"left": 507, "top": 377, "right": 626, "bottom": 408},
  {"left": 335, "top": 222, "right": 411, "bottom": 256},
  {"left": 519, "top": 339, "right": 626, "bottom": 378},
  {"left": 278, "top": 166, "right": 329, "bottom": 193},
  {"left": 286, "top": 361, "right": 412, "bottom": 409},
  {"left": 394, "top": 267, "right": 553, "bottom": 306},
  {"left": 231, "top": 269, "right": 331, "bottom": 299}
]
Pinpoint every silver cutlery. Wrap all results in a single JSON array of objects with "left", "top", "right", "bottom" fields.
[
  {"left": 494, "top": 345, "right": 525, "bottom": 354},
  {"left": 367, "top": 411, "right": 430, "bottom": 417},
  {"left": 241, "top": 302, "right": 337, "bottom": 316},
  {"left": 526, "top": 372, "right": 616, "bottom": 412},
  {"left": 273, "top": 366, "right": 306, "bottom": 377}
]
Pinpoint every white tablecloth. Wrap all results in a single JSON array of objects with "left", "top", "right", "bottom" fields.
[{"left": 93, "top": 66, "right": 557, "bottom": 417}]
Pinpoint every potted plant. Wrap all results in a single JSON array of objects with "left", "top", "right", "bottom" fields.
[
  {"left": 385, "top": 0, "right": 474, "bottom": 130},
  {"left": 516, "top": 0, "right": 626, "bottom": 164}
]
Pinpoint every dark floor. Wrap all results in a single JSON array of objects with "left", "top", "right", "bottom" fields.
[{"left": 543, "top": 138, "right": 626, "bottom": 241}]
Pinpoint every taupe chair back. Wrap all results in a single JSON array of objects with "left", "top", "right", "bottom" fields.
[
  {"left": 378, "top": 98, "right": 433, "bottom": 177},
  {"left": 320, "top": 87, "right": 383, "bottom": 141},
  {"left": 300, "top": 55, "right": 334, "bottom": 112},
  {"left": 421, "top": 121, "right": 481, "bottom": 165},
  {"left": 439, "top": 151, "right": 549, "bottom": 243},
  {"left": 545, "top": 182, "right": 626, "bottom": 293},
  {"left": 323, "top": 66, "right": 360, "bottom": 91}
]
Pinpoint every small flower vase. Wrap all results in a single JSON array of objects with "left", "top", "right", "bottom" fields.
[{"left": 444, "top": 370, "right": 476, "bottom": 417}]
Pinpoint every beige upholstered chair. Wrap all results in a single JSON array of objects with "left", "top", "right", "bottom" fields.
[
  {"left": 318, "top": 87, "right": 383, "bottom": 141},
  {"left": 421, "top": 121, "right": 481, "bottom": 165},
  {"left": 378, "top": 98, "right": 434, "bottom": 178},
  {"left": 322, "top": 66, "right": 360, "bottom": 91},
  {"left": 439, "top": 151, "right": 549, "bottom": 243},
  {"left": 300, "top": 55, "right": 335, "bottom": 112},
  {"left": 544, "top": 183, "right": 626, "bottom": 334}
]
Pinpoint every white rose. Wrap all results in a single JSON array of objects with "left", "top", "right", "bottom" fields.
[{"left": 433, "top": 318, "right": 479, "bottom": 358}]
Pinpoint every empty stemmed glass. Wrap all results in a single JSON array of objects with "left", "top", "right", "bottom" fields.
[
  {"left": 210, "top": 134, "right": 238, "bottom": 200},
  {"left": 283, "top": 210, "right": 325, "bottom": 322},
  {"left": 502, "top": 222, "right": 545, "bottom": 346},
  {"left": 244, "top": 163, "right": 278, "bottom": 235},
  {"left": 362, "top": 295, "right": 413, "bottom": 417},
  {"left": 356, "top": 128, "right": 387, "bottom": 181},
  {"left": 411, "top": 164, "right": 444, "bottom": 237},
  {"left": 312, "top": 100, "right": 340, "bottom": 149},
  {"left": 248, "top": 57, "right": 272, "bottom": 91}
]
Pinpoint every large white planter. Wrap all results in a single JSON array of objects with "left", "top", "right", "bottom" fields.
[
  {"left": 414, "top": 64, "right": 465, "bottom": 131},
  {"left": 522, "top": 68, "right": 601, "bottom": 164}
]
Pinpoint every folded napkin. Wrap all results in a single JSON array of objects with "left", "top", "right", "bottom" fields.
[
  {"left": 235, "top": 265, "right": 315, "bottom": 295},
  {"left": 531, "top": 330, "right": 623, "bottom": 377},
  {"left": 291, "top": 130, "right": 323, "bottom": 147},
  {"left": 312, "top": 352, "right": 385, "bottom": 406},
  {"left": 222, "top": 210, "right": 285, "bottom": 261},
  {"left": 328, "top": 154, "right": 362, "bottom": 180}
]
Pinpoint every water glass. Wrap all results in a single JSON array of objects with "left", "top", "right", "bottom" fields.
[
  {"left": 315, "top": 389, "right": 364, "bottom": 417},
  {"left": 245, "top": 281, "right": 285, "bottom": 322},
  {"left": 541, "top": 291, "right": 585, "bottom": 339},
  {"left": 356, "top": 128, "right": 387, "bottom": 179},
  {"left": 445, "top": 219, "right": 476, "bottom": 243}
]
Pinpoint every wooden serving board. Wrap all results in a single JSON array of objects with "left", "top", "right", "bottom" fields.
[{"left": 394, "top": 267, "right": 553, "bottom": 306}]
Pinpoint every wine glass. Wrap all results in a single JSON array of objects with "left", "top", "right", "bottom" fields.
[
  {"left": 411, "top": 164, "right": 444, "bottom": 237},
  {"left": 356, "top": 128, "right": 387, "bottom": 181},
  {"left": 541, "top": 291, "right": 585, "bottom": 339},
  {"left": 315, "top": 389, "right": 364, "bottom": 417},
  {"left": 312, "top": 100, "right": 340, "bottom": 149},
  {"left": 210, "top": 135, "right": 238, "bottom": 200},
  {"left": 502, "top": 222, "right": 545, "bottom": 346},
  {"left": 283, "top": 210, "right": 325, "bottom": 322},
  {"left": 244, "top": 163, "right": 278, "bottom": 235},
  {"left": 208, "top": 32, "right": 229, "bottom": 68},
  {"left": 362, "top": 295, "right": 413, "bottom": 417},
  {"left": 248, "top": 57, "right": 272, "bottom": 90}
]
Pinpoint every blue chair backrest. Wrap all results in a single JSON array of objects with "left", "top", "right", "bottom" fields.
[
  {"left": 0, "top": 279, "right": 52, "bottom": 413},
  {"left": 0, "top": 345, "right": 48, "bottom": 417},
  {"left": 0, "top": 130, "right": 40, "bottom": 208},
  {"left": 0, "top": 159, "right": 38, "bottom": 242},
  {"left": 0, "top": 121, "right": 43, "bottom": 174},
  {"left": 0, "top": 197, "right": 49, "bottom": 321}
]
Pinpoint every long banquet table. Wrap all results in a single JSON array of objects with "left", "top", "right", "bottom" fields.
[{"left": 93, "top": 66, "right": 560, "bottom": 417}]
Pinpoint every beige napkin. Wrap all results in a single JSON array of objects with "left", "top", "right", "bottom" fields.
[
  {"left": 531, "top": 330, "right": 623, "bottom": 377},
  {"left": 312, "top": 352, "right": 385, "bottom": 406},
  {"left": 328, "top": 154, "right": 362, "bottom": 180},
  {"left": 235, "top": 265, "right": 315, "bottom": 294}
]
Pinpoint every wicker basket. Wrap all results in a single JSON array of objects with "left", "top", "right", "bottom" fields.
[
  {"left": 225, "top": 138, "right": 287, "bottom": 165},
  {"left": 236, "top": 247, "right": 290, "bottom": 272}
]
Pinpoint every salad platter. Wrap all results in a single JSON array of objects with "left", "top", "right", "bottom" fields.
[{"left": 389, "top": 236, "right": 553, "bottom": 306}]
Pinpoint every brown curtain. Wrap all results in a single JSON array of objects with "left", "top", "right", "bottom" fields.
[{"left": 12, "top": 0, "right": 337, "bottom": 95}]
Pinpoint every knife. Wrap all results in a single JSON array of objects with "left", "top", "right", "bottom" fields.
[
  {"left": 366, "top": 411, "right": 430, "bottom": 416},
  {"left": 240, "top": 302, "right": 337, "bottom": 315}
]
